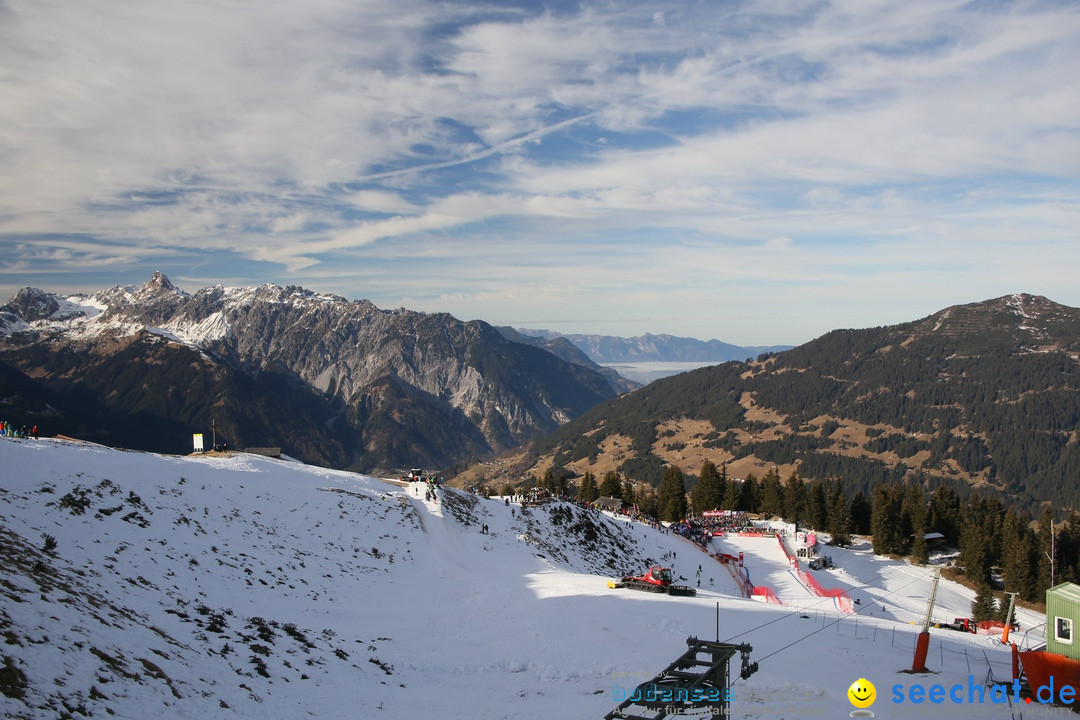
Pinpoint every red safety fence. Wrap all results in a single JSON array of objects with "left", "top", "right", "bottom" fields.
[
  {"left": 774, "top": 535, "right": 854, "bottom": 614},
  {"left": 711, "top": 550, "right": 781, "bottom": 604},
  {"left": 751, "top": 586, "right": 781, "bottom": 604}
]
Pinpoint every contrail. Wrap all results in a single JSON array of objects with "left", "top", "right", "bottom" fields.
[{"left": 355, "top": 112, "right": 596, "bottom": 182}]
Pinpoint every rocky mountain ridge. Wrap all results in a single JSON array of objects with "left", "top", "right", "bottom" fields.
[{"left": 0, "top": 273, "right": 617, "bottom": 471}]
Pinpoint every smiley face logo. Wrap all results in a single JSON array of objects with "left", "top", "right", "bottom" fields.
[{"left": 847, "top": 678, "right": 876, "bottom": 709}]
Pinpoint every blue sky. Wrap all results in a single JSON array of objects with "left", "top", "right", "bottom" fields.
[{"left": 1, "top": 0, "right": 1078, "bottom": 345}]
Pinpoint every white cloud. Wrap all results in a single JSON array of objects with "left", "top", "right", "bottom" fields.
[{"left": 1, "top": 0, "right": 1078, "bottom": 341}]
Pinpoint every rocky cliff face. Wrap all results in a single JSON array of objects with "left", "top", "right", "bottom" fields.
[{"left": 0, "top": 273, "right": 616, "bottom": 471}]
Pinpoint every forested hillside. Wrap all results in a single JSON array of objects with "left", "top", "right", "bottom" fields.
[{"left": 461, "top": 294, "right": 1080, "bottom": 514}]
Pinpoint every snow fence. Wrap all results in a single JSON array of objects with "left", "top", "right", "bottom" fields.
[{"left": 775, "top": 534, "right": 854, "bottom": 613}]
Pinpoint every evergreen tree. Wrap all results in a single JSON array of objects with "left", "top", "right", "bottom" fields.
[
  {"left": 971, "top": 584, "right": 998, "bottom": 623},
  {"left": 716, "top": 463, "right": 730, "bottom": 510},
  {"left": 960, "top": 494, "right": 1000, "bottom": 586},
  {"left": 1056, "top": 514, "right": 1080, "bottom": 587},
  {"left": 827, "top": 478, "right": 852, "bottom": 546},
  {"left": 723, "top": 476, "right": 742, "bottom": 510},
  {"left": 903, "top": 483, "right": 928, "bottom": 563},
  {"left": 1017, "top": 529, "right": 1041, "bottom": 601},
  {"left": 740, "top": 473, "right": 760, "bottom": 513},
  {"left": 783, "top": 473, "right": 806, "bottom": 525},
  {"left": 690, "top": 460, "right": 725, "bottom": 515},
  {"left": 850, "top": 490, "right": 872, "bottom": 535},
  {"left": 871, "top": 483, "right": 905, "bottom": 555},
  {"left": 541, "top": 467, "right": 557, "bottom": 493},
  {"left": 805, "top": 481, "right": 828, "bottom": 530},
  {"left": 1002, "top": 508, "right": 1038, "bottom": 601},
  {"left": 927, "top": 486, "right": 962, "bottom": 545},
  {"left": 910, "top": 531, "right": 929, "bottom": 565},
  {"left": 638, "top": 485, "right": 659, "bottom": 518},
  {"left": 578, "top": 471, "right": 599, "bottom": 503},
  {"left": 622, "top": 476, "right": 636, "bottom": 507},
  {"left": 759, "top": 468, "right": 784, "bottom": 518},
  {"left": 1037, "top": 505, "right": 1056, "bottom": 593},
  {"left": 598, "top": 471, "right": 623, "bottom": 499},
  {"left": 499, "top": 481, "right": 515, "bottom": 497},
  {"left": 553, "top": 471, "right": 569, "bottom": 497},
  {"left": 657, "top": 465, "right": 689, "bottom": 522}
]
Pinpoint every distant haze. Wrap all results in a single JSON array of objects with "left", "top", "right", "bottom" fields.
[{"left": 517, "top": 329, "right": 791, "bottom": 364}]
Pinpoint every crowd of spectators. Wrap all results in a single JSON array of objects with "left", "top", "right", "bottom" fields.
[{"left": 0, "top": 421, "right": 38, "bottom": 438}]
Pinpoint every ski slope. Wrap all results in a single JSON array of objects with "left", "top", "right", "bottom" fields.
[
  {"left": 710, "top": 532, "right": 819, "bottom": 605},
  {"left": 0, "top": 437, "right": 1057, "bottom": 719}
]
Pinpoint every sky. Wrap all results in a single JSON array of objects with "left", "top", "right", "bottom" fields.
[{"left": 1, "top": 0, "right": 1078, "bottom": 346}]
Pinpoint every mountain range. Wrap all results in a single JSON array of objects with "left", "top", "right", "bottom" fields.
[
  {"left": 515, "top": 328, "right": 792, "bottom": 364},
  {"left": 4, "top": 276, "right": 1078, "bottom": 511},
  {"left": 0, "top": 273, "right": 617, "bottom": 472},
  {"left": 467, "top": 294, "right": 1080, "bottom": 512}
]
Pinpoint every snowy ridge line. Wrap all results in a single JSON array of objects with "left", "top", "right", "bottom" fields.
[{"left": 775, "top": 534, "right": 854, "bottom": 614}]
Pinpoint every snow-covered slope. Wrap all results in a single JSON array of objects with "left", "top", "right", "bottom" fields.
[{"left": 0, "top": 438, "right": 1048, "bottom": 719}]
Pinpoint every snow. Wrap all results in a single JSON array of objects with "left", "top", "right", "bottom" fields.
[
  {"left": 156, "top": 311, "right": 232, "bottom": 346},
  {"left": 0, "top": 438, "right": 1061, "bottom": 719}
]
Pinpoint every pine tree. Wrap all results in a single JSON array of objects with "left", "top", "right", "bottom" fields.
[
  {"left": 783, "top": 472, "right": 806, "bottom": 525},
  {"left": 553, "top": 471, "right": 569, "bottom": 497},
  {"left": 961, "top": 494, "right": 998, "bottom": 585},
  {"left": 716, "top": 463, "right": 729, "bottom": 510},
  {"left": 971, "top": 584, "right": 998, "bottom": 622},
  {"left": 690, "top": 460, "right": 724, "bottom": 515},
  {"left": 740, "top": 473, "right": 760, "bottom": 513},
  {"left": 598, "top": 471, "right": 623, "bottom": 499},
  {"left": 1037, "top": 505, "right": 1056, "bottom": 594},
  {"left": 910, "top": 532, "right": 929, "bottom": 565},
  {"left": 850, "top": 490, "right": 872, "bottom": 536},
  {"left": 759, "top": 468, "right": 784, "bottom": 518},
  {"left": 578, "top": 472, "right": 599, "bottom": 503},
  {"left": 903, "top": 483, "right": 928, "bottom": 563},
  {"left": 1057, "top": 514, "right": 1080, "bottom": 587},
  {"left": 805, "top": 481, "right": 828, "bottom": 530},
  {"left": 871, "top": 483, "right": 905, "bottom": 555},
  {"left": 825, "top": 478, "right": 852, "bottom": 546},
  {"left": 657, "top": 465, "right": 688, "bottom": 522},
  {"left": 622, "top": 476, "right": 636, "bottom": 507},
  {"left": 928, "top": 486, "right": 962, "bottom": 545},
  {"left": 639, "top": 485, "right": 659, "bottom": 518},
  {"left": 1002, "top": 508, "right": 1038, "bottom": 601},
  {"left": 723, "top": 477, "right": 742, "bottom": 510},
  {"left": 1017, "top": 529, "right": 1041, "bottom": 601},
  {"left": 541, "top": 467, "right": 557, "bottom": 493}
]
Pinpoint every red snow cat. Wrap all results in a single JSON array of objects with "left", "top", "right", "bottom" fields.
[{"left": 608, "top": 566, "right": 697, "bottom": 597}]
